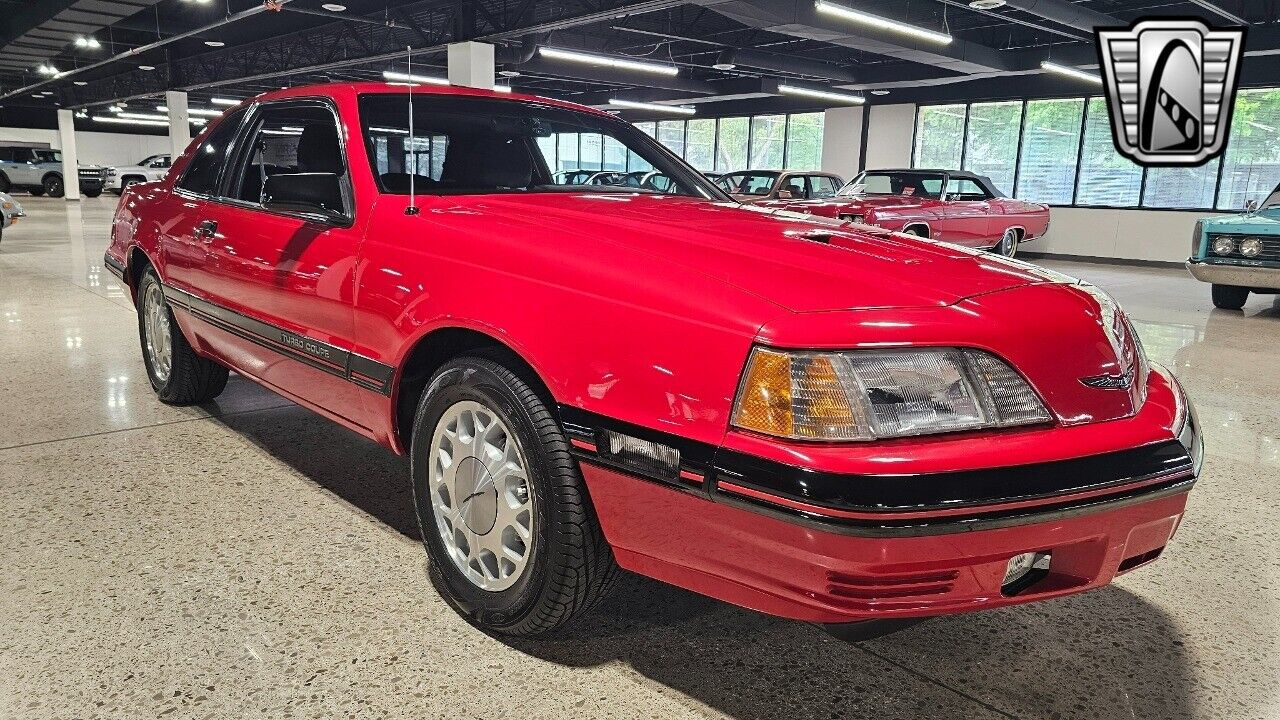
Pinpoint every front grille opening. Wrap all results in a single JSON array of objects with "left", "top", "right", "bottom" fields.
[{"left": 1118, "top": 546, "right": 1165, "bottom": 573}]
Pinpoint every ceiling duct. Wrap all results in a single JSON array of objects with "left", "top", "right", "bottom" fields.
[
  {"left": 999, "top": 0, "right": 1120, "bottom": 32},
  {"left": 714, "top": 47, "right": 858, "bottom": 82}
]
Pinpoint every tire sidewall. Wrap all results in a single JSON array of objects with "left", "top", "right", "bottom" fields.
[
  {"left": 44, "top": 175, "right": 64, "bottom": 198},
  {"left": 410, "top": 359, "right": 555, "bottom": 631}
]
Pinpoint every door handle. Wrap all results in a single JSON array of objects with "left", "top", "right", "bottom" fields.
[{"left": 197, "top": 219, "right": 217, "bottom": 241}]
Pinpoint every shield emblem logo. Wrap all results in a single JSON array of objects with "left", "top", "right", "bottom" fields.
[{"left": 1096, "top": 18, "right": 1245, "bottom": 166}]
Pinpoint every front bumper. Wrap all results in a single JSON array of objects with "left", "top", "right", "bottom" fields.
[
  {"left": 1186, "top": 259, "right": 1280, "bottom": 290},
  {"left": 569, "top": 367, "right": 1200, "bottom": 623}
]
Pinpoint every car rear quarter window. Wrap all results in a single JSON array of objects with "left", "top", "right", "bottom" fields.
[
  {"left": 178, "top": 108, "right": 247, "bottom": 196},
  {"left": 948, "top": 178, "right": 991, "bottom": 201}
]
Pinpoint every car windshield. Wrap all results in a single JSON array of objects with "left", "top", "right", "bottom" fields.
[
  {"left": 33, "top": 150, "right": 61, "bottom": 163},
  {"left": 1262, "top": 184, "right": 1280, "bottom": 210},
  {"left": 358, "top": 94, "right": 725, "bottom": 199},
  {"left": 715, "top": 171, "right": 779, "bottom": 195},
  {"left": 839, "top": 171, "right": 944, "bottom": 199}
]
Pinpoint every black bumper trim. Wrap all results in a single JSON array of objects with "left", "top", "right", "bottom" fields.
[
  {"left": 103, "top": 252, "right": 126, "bottom": 281},
  {"left": 559, "top": 405, "right": 1200, "bottom": 537}
]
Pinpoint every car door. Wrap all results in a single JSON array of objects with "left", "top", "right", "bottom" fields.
[
  {"left": 195, "top": 98, "right": 372, "bottom": 422},
  {"left": 938, "top": 177, "right": 995, "bottom": 247},
  {"left": 164, "top": 107, "right": 250, "bottom": 297},
  {"left": 11, "top": 149, "right": 39, "bottom": 186}
]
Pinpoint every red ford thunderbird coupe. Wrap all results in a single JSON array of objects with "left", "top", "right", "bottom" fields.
[
  {"left": 758, "top": 169, "right": 1051, "bottom": 258},
  {"left": 105, "top": 83, "right": 1201, "bottom": 641}
]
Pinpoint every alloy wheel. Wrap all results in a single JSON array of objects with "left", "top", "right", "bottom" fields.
[
  {"left": 142, "top": 282, "right": 173, "bottom": 383},
  {"left": 428, "top": 400, "right": 534, "bottom": 592}
]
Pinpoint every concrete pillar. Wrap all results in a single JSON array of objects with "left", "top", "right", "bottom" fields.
[
  {"left": 447, "top": 41, "right": 495, "bottom": 90},
  {"left": 821, "top": 106, "right": 864, "bottom": 179},
  {"left": 165, "top": 90, "right": 192, "bottom": 162},
  {"left": 56, "top": 109, "right": 80, "bottom": 201}
]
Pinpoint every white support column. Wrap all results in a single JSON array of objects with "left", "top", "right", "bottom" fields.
[
  {"left": 447, "top": 41, "right": 495, "bottom": 90},
  {"left": 166, "top": 90, "right": 192, "bottom": 162},
  {"left": 56, "top": 109, "right": 81, "bottom": 201}
]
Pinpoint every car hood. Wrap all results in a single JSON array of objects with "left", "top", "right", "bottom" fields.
[
  {"left": 1201, "top": 209, "right": 1280, "bottom": 232},
  {"left": 442, "top": 193, "right": 1060, "bottom": 312}
]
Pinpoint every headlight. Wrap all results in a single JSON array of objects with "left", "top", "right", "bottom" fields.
[
  {"left": 732, "top": 347, "right": 1052, "bottom": 441},
  {"left": 1211, "top": 235, "right": 1235, "bottom": 255},
  {"left": 106, "top": 169, "right": 117, "bottom": 176},
  {"left": 1240, "top": 237, "right": 1262, "bottom": 258}
]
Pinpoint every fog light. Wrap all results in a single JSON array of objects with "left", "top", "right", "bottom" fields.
[
  {"left": 597, "top": 430, "right": 680, "bottom": 481},
  {"left": 1002, "top": 552, "right": 1050, "bottom": 591},
  {"left": 1240, "top": 237, "right": 1262, "bottom": 258},
  {"left": 1211, "top": 235, "right": 1235, "bottom": 255}
]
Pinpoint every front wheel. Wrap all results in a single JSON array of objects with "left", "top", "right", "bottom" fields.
[
  {"left": 993, "top": 228, "right": 1019, "bottom": 257},
  {"left": 82, "top": 188, "right": 102, "bottom": 198},
  {"left": 1211, "top": 284, "right": 1249, "bottom": 310},
  {"left": 136, "top": 268, "right": 228, "bottom": 404},
  {"left": 410, "top": 354, "right": 616, "bottom": 637},
  {"left": 43, "top": 175, "right": 64, "bottom": 198},
  {"left": 28, "top": 188, "right": 44, "bottom": 197}
]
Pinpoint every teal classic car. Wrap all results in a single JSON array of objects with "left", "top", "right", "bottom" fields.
[{"left": 1188, "top": 184, "right": 1280, "bottom": 309}]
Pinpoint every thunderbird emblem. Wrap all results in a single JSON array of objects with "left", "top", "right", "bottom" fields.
[{"left": 1096, "top": 18, "right": 1245, "bottom": 166}]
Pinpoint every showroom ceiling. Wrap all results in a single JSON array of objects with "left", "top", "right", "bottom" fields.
[{"left": 0, "top": 0, "right": 1275, "bottom": 128}]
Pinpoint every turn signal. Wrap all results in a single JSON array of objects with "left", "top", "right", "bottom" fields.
[
  {"left": 733, "top": 348, "right": 795, "bottom": 437},
  {"left": 733, "top": 348, "right": 863, "bottom": 439}
]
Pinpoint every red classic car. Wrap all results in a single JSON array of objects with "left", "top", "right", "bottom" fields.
[
  {"left": 105, "top": 83, "right": 1201, "bottom": 641},
  {"left": 758, "top": 169, "right": 1051, "bottom": 257}
]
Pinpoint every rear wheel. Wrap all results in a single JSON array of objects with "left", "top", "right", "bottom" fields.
[
  {"left": 43, "top": 174, "right": 64, "bottom": 198},
  {"left": 410, "top": 355, "right": 617, "bottom": 637},
  {"left": 82, "top": 188, "right": 102, "bottom": 198},
  {"left": 993, "top": 228, "right": 1019, "bottom": 257},
  {"left": 1211, "top": 284, "right": 1249, "bottom": 310},
  {"left": 136, "top": 268, "right": 228, "bottom": 404},
  {"left": 28, "top": 188, "right": 44, "bottom": 197},
  {"left": 902, "top": 225, "right": 928, "bottom": 238}
]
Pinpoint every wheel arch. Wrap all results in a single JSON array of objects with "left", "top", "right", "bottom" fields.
[
  {"left": 901, "top": 221, "right": 931, "bottom": 238},
  {"left": 40, "top": 170, "right": 63, "bottom": 185},
  {"left": 124, "top": 245, "right": 158, "bottom": 301},
  {"left": 391, "top": 325, "right": 557, "bottom": 454}
]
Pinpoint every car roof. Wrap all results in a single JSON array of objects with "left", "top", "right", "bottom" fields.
[{"left": 223, "top": 81, "right": 614, "bottom": 120}]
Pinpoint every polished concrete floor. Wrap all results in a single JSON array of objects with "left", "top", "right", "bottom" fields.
[{"left": 1, "top": 194, "right": 1276, "bottom": 720}]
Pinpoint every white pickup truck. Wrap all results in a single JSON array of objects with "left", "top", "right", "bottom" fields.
[{"left": 104, "top": 154, "right": 171, "bottom": 194}]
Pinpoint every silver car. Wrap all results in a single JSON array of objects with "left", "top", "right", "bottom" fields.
[{"left": 0, "top": 191, "right": 26, "bottom": 246}]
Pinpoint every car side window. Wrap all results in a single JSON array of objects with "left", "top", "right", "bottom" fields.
[
  {"left": 780, "top": 175, "right": 807, "bottom": 199},
  {"left": 947, "top": 179, "right": 990, "bottom": 201},
  {"left": 809, "top": 176, "right": 838, "bottom": 198},
  {"left": 178, "top": 108, "right": 247, "bottom": 196},
  {"left": 225, "top": 101, "right": 350, "bottom": 218}
]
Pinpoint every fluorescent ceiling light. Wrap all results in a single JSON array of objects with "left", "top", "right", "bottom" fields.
[
  {"left": 1040, "top": 61, "right": 1102, "bottom": 84},
  {"left": 778, "top": 84, "right": 866, "bottom": 104},
  {"left": 156, "top": 105, "right": 224, "bottom": 116},
  {"left": 322, "top": 3, "right": 346, "bottom": 10},
  {"left": 94, "top": 116, "right": 169, "bottom": 127},
  {"left": 204, "top": 40, "right": 225, "bottom": 47},
  {"left": 138, "top": 65, "right": 156, "bottom": 71},
  {"left": 381, "top": 70, "right": 513, "bottom": 92},
  {"left": 116, "top": 112, "right": 171, "bottom": 121},
  {"left": 73, "top": 81, "right": 87, "bottom": 86},
  {"left": 210, "top": 97, "right": 240, "bottom": 106},
  {"left": 814, "top": 1, "right": 953, "bottom": 45},
  {"left": 540, "top": 47, "right": 679, "bottom": 76},
  {"left": 369, "top": 126, "right": 409, "bottom": 135},
  {"left": 607, "top": 99, "right": 695, "bottom": 115}
]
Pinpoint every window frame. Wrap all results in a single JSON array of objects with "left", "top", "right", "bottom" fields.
[
  {"left": 174, "top": 106, "right": 252, "bottom": 201},
  {"left": 213, "top": 97, "right": 356, "bottom": 227}
]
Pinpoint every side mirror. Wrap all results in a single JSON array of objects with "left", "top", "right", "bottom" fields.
[
  {"left": 1244, "top": 199, "right": 1259, "bottom": 214},
  {"left": 263, "top": 173, "right": 346, "bottom": 221}
]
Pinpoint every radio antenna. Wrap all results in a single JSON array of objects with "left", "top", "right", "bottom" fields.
[{"left": 404, "top": 44, "right": 420, "bottom": 216}]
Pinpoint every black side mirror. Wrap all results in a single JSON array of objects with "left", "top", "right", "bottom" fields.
[{"left": 263, "top": 172, "right": 345, "bottom": 221}]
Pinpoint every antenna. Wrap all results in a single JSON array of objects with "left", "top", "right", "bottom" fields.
[{"left": 404, "top": 44, "right": 420, "bottom": 216}]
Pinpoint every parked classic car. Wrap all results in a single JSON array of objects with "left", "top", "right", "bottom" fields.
[
  {"left": 105, "top": 154, "right": 171, "bottom": 194},
  {"left": 0, "top": 144, "right": 106, "bottom": 198},
  {"left": 0, "top": 191, "right": 24, "bottom": 246},
  {"left": 760, "top": 169, "right": 1050, "bottom": 257},
  {"left": 105, "top": 83, "right": 1202, "bottom": 641},
  {"left": 715, "top": 169, "right": 844, "bottom": 203},
  {"left": 1187, "top": 184, "right": 1280, "bottom": 309}
]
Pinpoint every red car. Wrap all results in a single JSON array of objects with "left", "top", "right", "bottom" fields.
[
  {"left": 758, "top": 169, "right": 1050, "bottom": 258},
  {"left": 105, "top": 83, "right": 1200, "bottom": 641}
]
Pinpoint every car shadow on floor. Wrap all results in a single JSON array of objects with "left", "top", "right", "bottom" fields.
[{"left": 212, "top": 400, "right": 1199, "bottom": 720}]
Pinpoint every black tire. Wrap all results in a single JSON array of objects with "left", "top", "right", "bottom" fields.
[
  {"left": 410, "top": 354, "right": 617, "bottom": 637},
  {"left": 1211, "top": 284, "right": 1249, "bottom": 310},
  {"left": 903, "top": 225, "right": 928, "bottom": 238},
  {"left": 992, "top": 228, "right": 1019, "bottom": 257},
  {"left": 0, "top": 173, "right": 10, "bottom": 193},
  {"left": 43, "top": 174, "right": 64, "bottom": 198},
  {"left": 28, "top": 188, "right": 44, "bottom": 197},
  {"left": 82, "top": 188, "right": 102, "bottom": 198},
  {"left": 136, "top": 268, "right": 228, "bottom": 404}
]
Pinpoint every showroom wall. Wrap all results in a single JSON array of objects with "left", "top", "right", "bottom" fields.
[{"left": 0, "top": 126, "right": 169, "bottom": 168}]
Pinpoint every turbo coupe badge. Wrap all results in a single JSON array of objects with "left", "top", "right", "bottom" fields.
[{"left": 1096, "top": 18, "right": 1245, "bottom": 167}]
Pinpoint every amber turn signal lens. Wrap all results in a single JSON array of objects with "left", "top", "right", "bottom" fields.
[{"left": 732, "top": 348, "right": 795, "bottom": 437}]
